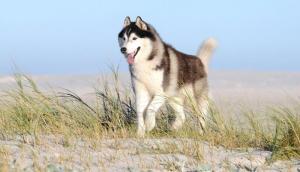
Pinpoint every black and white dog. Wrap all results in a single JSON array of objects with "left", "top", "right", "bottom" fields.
[{"left": 118, "top": 16, "right": 216, "bottom": 137}]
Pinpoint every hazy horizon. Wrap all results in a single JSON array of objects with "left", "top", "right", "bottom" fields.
[{"left": 1, "top": 1, "right": 300, "bottom": 74}]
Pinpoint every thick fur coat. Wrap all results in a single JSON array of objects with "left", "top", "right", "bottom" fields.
[{"left": 118, "top": 16, "right": 216, "bottom": 137}]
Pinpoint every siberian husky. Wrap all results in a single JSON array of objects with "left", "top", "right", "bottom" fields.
[{"left": 118, "top": 16, "right": 216, "bottom": 137}]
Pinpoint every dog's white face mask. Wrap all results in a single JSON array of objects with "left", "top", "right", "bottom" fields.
[
  {"left": 119, "top": 33, "right": 143, "bottom": 64},
  {"left": 118, "top": 16, "right": 154, "bottom": 65}
]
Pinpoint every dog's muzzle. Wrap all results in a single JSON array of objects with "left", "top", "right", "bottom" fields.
[{"left": 120, "top": 47, "right": 127, "bottom": 54}]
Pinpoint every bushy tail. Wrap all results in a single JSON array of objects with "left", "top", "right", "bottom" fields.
[{"left": 196, "top": 38, "right": 217, "bottom": 74}]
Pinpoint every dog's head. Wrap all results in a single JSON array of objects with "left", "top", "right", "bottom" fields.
[{"left": 118, "top": 16, "right": 156, "bottom": 65}]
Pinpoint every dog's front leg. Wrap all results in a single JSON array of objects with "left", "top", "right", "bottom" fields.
[
  {"left": 145, "top": 95, "right": 165, "bottom": 132},
  {"left": 134, "top": 81, "right": 151, "bottom": 137}
]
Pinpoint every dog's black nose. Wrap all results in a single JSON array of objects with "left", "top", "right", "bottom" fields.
[{"left": 120, "top": 47, "right": 127, "bottom": 54}]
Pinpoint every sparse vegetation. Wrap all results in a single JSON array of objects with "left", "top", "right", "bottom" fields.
[{"left": 0, "top": 72, "right": 299, "bottom": 170}]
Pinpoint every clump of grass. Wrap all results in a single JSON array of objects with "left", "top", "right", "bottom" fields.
[
  {"left": 199, "top": 104, "right": 300, "bottom": 160},
  {"left": 268, "top": 107, "right": 300, "bottom": 160},
  {"left": 0, "top": 72, "right": 299, "bottom": 161},
  {"left": 0, "top": 72, "right": 134, "bottom": 140}
]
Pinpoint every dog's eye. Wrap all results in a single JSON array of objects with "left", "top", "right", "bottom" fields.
[{"left": 132, "top": 37, "right": 137, "bottom": 40}]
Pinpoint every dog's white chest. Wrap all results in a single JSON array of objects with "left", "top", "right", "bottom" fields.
[{"left": 131, "top": 65, "right": 164, "bottom": 94}]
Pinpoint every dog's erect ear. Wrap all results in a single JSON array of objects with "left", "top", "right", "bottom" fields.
[
  {"left": 123, "top": 16, "right": 131, "bottom": 28},
  {"left": 135, "top": 16, "right": 147, "bottom": 30}
]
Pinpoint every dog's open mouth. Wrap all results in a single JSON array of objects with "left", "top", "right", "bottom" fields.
[{"left": 126, "top": 47, "right": 140, "bottom": 64}]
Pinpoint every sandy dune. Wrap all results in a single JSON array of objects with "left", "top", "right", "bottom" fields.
[{"left": 0, "top": 136, "right": 299, "bottom": 171}]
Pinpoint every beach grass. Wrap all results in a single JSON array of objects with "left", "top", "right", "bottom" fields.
[{"left": 0, "top": 72, "right": 299, "bottom": 163}]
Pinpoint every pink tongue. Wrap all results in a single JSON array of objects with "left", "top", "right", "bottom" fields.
[{"left": 127, "top": 54, "right": 134, "bottom": 64}]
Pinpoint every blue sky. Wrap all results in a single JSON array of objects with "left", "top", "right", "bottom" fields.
[{"left": 0, "top": 0, "right": 299, "bottom": 74}]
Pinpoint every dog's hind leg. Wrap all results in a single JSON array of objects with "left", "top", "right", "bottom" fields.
[
  {"left": 193, "top": 80, "right": 210, "bottom": 134},
  {"left": 197, "top": 96, "right": 209, "bottom": 132},
  {"left": 169, "top": 97, "right": 185, "bottom": 130},
  {"left": 145, "top": 95, "right": 165, "bottom": 132}
]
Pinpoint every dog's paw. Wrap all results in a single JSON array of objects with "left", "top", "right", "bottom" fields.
[
  {"left": 145, "top": 115, "right": 156, "bottom": 132},
  {"left": 137, "top": 127, "right": 145, "bottom": 138},
  {"left": 170, "top": 119, "right": 184, "bottom": 131}
]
